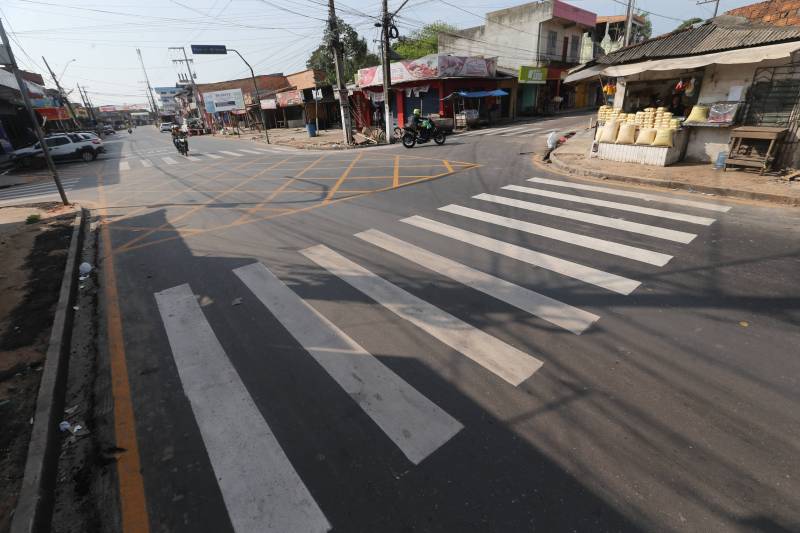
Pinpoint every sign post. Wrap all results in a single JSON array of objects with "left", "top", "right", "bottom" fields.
[{"left": 191, "top": 44, "right": 269, "bottom": 143}]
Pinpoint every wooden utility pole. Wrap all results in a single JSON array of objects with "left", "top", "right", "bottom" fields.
[
  {"left": 78, "top": 84, "right": 97, "bottom": 124},
  {"left": 136, "top": 48, "right": 159, "bottom": 125},
  {"left": 42, "top": 56, "right": 79, "bottom": 128},
  {"left": 328, "top": 0, "right": 353, "bottom": 144},
  {"left": 0, "top": 19, "right": 68, "bottom": 205},
  {"left": 381, "top": 0, "right": 392, "bottom": 143}
]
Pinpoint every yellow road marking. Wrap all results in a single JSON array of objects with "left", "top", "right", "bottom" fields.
[
  {"left": 443, "top": 160, "right": 453, "bottom": 173},
  {"left": 393, "top": 155, "right": 400, "bottom": 188},
  {"left": 98, "top": 174, "right": 151, "bottom": 533},
  {"left": 324, "top": 151, "right": 363, "bottom": 204}
]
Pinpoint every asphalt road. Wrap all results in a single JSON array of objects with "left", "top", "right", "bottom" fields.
[{"left": 11, "top": 115, "right": 800, "bottom": 532}]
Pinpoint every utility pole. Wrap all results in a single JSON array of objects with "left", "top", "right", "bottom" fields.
[
  {"left": 327, "top": 0, "right": 353, "bottom": 145},
  {"left": 0, "top": 19, "right": 68, "bottom": 205},
  {"left": 623, "top": 0, "right": 634, "bottom": 47},
  {"left": 42, "top": 55, "right": 79, "bottom": 128},
  {"left": 169, "top": 46, "right": 206, "bottom": 129},
  {"left": 78, "top": 85, "right": 97, "bottom": 125},
  {"left": 697, "top": 0, "right": 720, "bottom": 17},
  {"left": 228, "top": 48, "right": 270, "bottom": 144},
  {"left": 136, "top": 48, "right": 159, "bottom": 126},
  {"left": 381, "top": 0, "right": 392, "bottom": 143}
]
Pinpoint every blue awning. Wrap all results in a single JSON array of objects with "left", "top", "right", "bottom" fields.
[{"left": 441, "top": 89, "right": 508, "bottom": 100}]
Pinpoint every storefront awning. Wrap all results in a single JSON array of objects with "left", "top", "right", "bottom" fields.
[
  {"left": 565, "top": 40, "right": 800, "bottom": 83},
  {"left": 441, "top": 89, "right": 508, "bottom": 100}
]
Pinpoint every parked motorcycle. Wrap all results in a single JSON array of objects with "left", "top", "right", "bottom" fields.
[{"left": 401, "top": 119, "right": 446, "bottom": 148}]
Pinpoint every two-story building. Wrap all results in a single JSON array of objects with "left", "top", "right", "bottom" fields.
[{"left": 438, "top": 0, "right": 597, "bottom": 115}]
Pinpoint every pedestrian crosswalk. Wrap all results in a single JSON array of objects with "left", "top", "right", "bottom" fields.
[
  {"left": 115, "top": 147, "right": 274, "bottom": 171},
  {"left": 0, "top": 177, "right": 80, "bottom": 206},
  {"left": 153, "top": 175, "right": 731, "bottom": 530},
  {"left": 457, "top": 123, "right": 546, "bottom": 138}
]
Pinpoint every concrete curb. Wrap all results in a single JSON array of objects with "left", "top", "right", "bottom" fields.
[
  {"left": 10, "top": 208, "right": 87, "bottom": 533},
  {"left": 549, "top": 149, "right": 800, "bottom": 207}
]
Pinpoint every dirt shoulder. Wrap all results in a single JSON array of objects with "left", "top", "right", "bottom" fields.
[{"left": 0, "top": 203, "right": 77, "bottom": 532}]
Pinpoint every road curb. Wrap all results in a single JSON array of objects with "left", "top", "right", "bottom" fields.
[
  {"left": 10, "top": 208, "right": 87, "bottom": 533},
  {"left": 548, "top": 149, "right": 800, "bottom": 207}
]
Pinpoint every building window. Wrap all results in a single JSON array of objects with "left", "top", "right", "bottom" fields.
[
  {"left": 546, "top": 30, "right": 557, "bottom": 59},
  {"left": 570, "top": 35, "right": 580, "bottom": 62}
]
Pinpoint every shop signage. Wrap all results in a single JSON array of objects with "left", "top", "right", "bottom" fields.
[
  {"left": 261, "top": 99, "right": 277, "bottom": 110},
  {"left": 276, "top": 89, "right": 303, "bottom": 107},
  {"left": 518, "top": 66, "right": 547, "bottom": 85},
  {"left": 35, "top": 107, "right": 71, "bottom": 120},
  {"left": 99, "top": 105, "right": 118, "bottom": 113},
  {"left": 202, "top": 88, "right": 245, "bottom": 113},
  {"left": 357, "top": 54, "right": 498, "bottom": 87},
  {"left": 191, "top": 44, "right": 227, "bottom": 55}
]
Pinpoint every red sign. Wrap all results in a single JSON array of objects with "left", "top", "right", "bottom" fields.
[
  {"left": 276, "top": 89, "right": 303, "bottom": 107},
  {"left": 35, "top": 107, "right": 71, "bottom": 120}
]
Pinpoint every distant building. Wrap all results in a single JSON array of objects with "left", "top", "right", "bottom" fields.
[
  {"left": 725, "top": 0, "right": 800, "bottom": 26},
  {"left": 438, "top": 0, "right": 597, "bottom": 115},
  {"left": 595, "top": 14, "right": 647, "bottom": 54}
]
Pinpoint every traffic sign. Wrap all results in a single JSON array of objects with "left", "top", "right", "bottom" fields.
[{"left": 191, "top": 45, "right": 228, "bottom": 55}]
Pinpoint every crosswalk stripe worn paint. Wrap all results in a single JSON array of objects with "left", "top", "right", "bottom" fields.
[
  {"left": 500, "top": 128, "right": 540, "bottom": 137},
  {"left": 401, "top": 216, "right": 641, "bottom": 295},
  {"left": 234, "top": 262, "right": 463, "bottom": 464},
  {"left": 204, "top": 153, "right": 223, "bottom": 159},
  {"left": 527, "top": 177, "right": 732, "bottom": 212},
  {"left": 161, "top": 156, "right": 178, "bottom": 165},
  {"left": 300, "top": 245, "right": 543, "bottom": 386},
  {"left": 503, "top": 185, "right": 716, "bottom": 225},
  {"left": 141, "top": 159, "right": 153, "bottom": 168},
  {"left": 355, "top": 229, "right": 599, "bottom": 335},
  {"left": 238, "top": 149, "right": 261, "bottom": 154},
  {"left": 475, "top": 194, "right": 697, "bottom": 244},
  {"left": 439, "top": 204, "right": 673, "bottom": 267},
  {"left": 155, "top": 284, "right": 331, "bottom": 533},
  {"left": 119, "top": 160, "right": 130, "bottom": 171},
  {"left": 220, "top": 150, "right": 243, "bottom": 157}
]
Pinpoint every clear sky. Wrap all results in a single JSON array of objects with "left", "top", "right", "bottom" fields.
[{"left": 1, "top": 0, "right": 758, "bottom": 106}]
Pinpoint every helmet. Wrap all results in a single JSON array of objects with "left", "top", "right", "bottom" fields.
[{"left": 413, "top": 108, "right": 421, "bottom": 116}]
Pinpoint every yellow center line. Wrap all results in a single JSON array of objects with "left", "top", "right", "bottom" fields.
[
  {"left": 443, "top": 160, "right": 454, "bottom": 173},
  {"left": 324, "top": 151, "right": 364, "bottom": 204},
  {"left": 97, "top": 174, "right": 151, "bottom": 533},
  {"left": 392, "top": 155, "right": 400, "bottom": 188}
]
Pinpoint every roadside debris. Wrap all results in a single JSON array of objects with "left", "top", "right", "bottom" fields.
[
  {"left": 78, "top": 262, "right": 92, "bottom": 276},
  {"left": 231, "top": 297, "right": 243, "bottom": 306}
]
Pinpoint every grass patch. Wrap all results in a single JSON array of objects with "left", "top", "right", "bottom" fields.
[{"left": 25, "top": 214, "right": 41, "bottom": 224}]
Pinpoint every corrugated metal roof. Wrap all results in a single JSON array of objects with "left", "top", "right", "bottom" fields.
[{"left": 595, "top": 18, "right": 800, "bottom": 65}]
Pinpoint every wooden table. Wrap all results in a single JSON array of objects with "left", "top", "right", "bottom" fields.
[{"left": 725, "top": 126, "right": 788, "bottom": 174}]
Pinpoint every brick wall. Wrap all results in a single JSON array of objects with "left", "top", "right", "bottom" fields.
[{"left": 726, "top": 0, "right": 800, "bottom": 26}]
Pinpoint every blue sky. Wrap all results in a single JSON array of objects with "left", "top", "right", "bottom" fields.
[{"left": 2, "top": 0, "right": 757, "bottom": 106}]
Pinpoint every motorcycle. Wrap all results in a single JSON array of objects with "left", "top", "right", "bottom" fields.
[
  {"left": 401, "top": 118, "right": 446, "bottom": 148},
  {"left": 174, "top": 136, "right": 189, "bottom": 156}
]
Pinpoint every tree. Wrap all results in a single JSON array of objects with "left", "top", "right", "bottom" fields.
[
  {"left": 676, "top": 17, "right": 704, "bottom": 31},
  {"left": 635, "top": 12, "right": 652, "bottom": 41},
  {"left": 306, "top": 18, "right": 380, "bottom": 85},
  {"left": 394, "top": 22, "right": 459, "bottom": 60}
]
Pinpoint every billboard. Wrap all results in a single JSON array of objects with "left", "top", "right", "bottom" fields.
[
  {"left": 261, "top": 99, "right": 277, "bottom": 110},
  {"left": 357, "top": 54, "right": 498, "bottom": 87},
  {"left": 275, "top": 89, "right": 303, "bottom": 107},
  {"left": 518, "top": 66, "right": 547, "bottom": 84},
  {"left": 203, "top": 88, "right": 245, "bottom": 113}
]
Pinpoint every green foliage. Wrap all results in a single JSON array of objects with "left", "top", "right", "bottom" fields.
[
  {"left": 394, "top": 22, "right": 459, "bottom": 60},
  {"left": 677, "top": 17, "right": 704, "bottom": 31},
  {"left": 306, "top": 18, "right": 380, "bottom": 85},
  {"left": 25, "top": 214, "right": 41, "bottom": 224},
  {"left": 636, "top": 12, "right": 653, "bottom": 41}
]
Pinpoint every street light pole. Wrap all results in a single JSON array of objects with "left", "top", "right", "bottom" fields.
[
  {"left": 228, "top": 48, "right": 270, "bottom": 144},
  {"left": 169, "top": 46, "right": 206, "bottom": 129},
  {"left": 0, "top": 19, "right": 68, "bottom": 205},
  {"left": 42, "top": 56, "right": 80, "bottom": 128}
]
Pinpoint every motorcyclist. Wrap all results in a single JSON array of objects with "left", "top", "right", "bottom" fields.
[{"left": 171, "top": 124, "right": 187, "bottom": 153}]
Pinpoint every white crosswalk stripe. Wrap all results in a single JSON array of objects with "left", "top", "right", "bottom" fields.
[
  {"left": 141, "top": 159, "right": 153, "bottom": 168},
  {"left": 503, "top": 185, "right": 716, "bottom": 225},
  {"left": 220, "top": 150, "right": 243, "bottom": 157},
  {"left": 161, "top": 156, "right": 178, "bottom": 165},
  {"left": 527, "top": 177, "right": 731, "bottom": 212},
  {"left": 482, "top": 126, "right": 531, "bottom": 136},
  {"left": 238, "top": 149, "right": 262, "bottom": 155},
  {"left": 234, "top": 262, "right": 463, "bottom": 464},
  {"left": 301, "top": 244, "right": 543, "bottom": 386},
  {"left": 155, "top": 284, "right": 331, "bottom": 533},
  {"left": 401, "top": 215, "right": 641, "bottom": 295},
  {"left": 0, "top": 179, "right": 79, "bottom": 204},
  {"left": 186, "top": 155, "right": 202, "bottom": 162},
  {"left": 356, "top": 229, "right": 599, "bottom": 335},
  {"left": 203, "top": 153, "right": 223, "bottom": 159},
  {"left": 475, "top": 193, "right": 697, "bottom": 244},
  {"left": 439, "top": 204, "right": 673, "bottom": 266},
  {"left": 118, "top": 160, "right": 130, "bottom": 171},
  {"left": 499, "top": 128, "right": 540, "bottom": 137}
]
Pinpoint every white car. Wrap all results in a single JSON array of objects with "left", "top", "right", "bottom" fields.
[
  {"left": 160, "top": 122, "right": 173, "bottom": 132},
  {"left": 12, "top": 133, "right": 105, "bottom": 167}
]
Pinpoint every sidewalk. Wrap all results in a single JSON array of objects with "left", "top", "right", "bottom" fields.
[
  {"left": 214, "top": 126, "right": 355, "bottom": 150},
  {"left": 547, "top": 130, "right": 800, "bottom": 206}
]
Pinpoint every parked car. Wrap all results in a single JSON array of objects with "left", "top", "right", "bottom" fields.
[
  {"left": 101, "top": 124, "right": 115, "bottom": 135},
  {"left": 12, "top": 133, "right": 105, "bottom": 167},
  {"left": 160, "top": 122, "right": 173, "bottom": 132}
]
